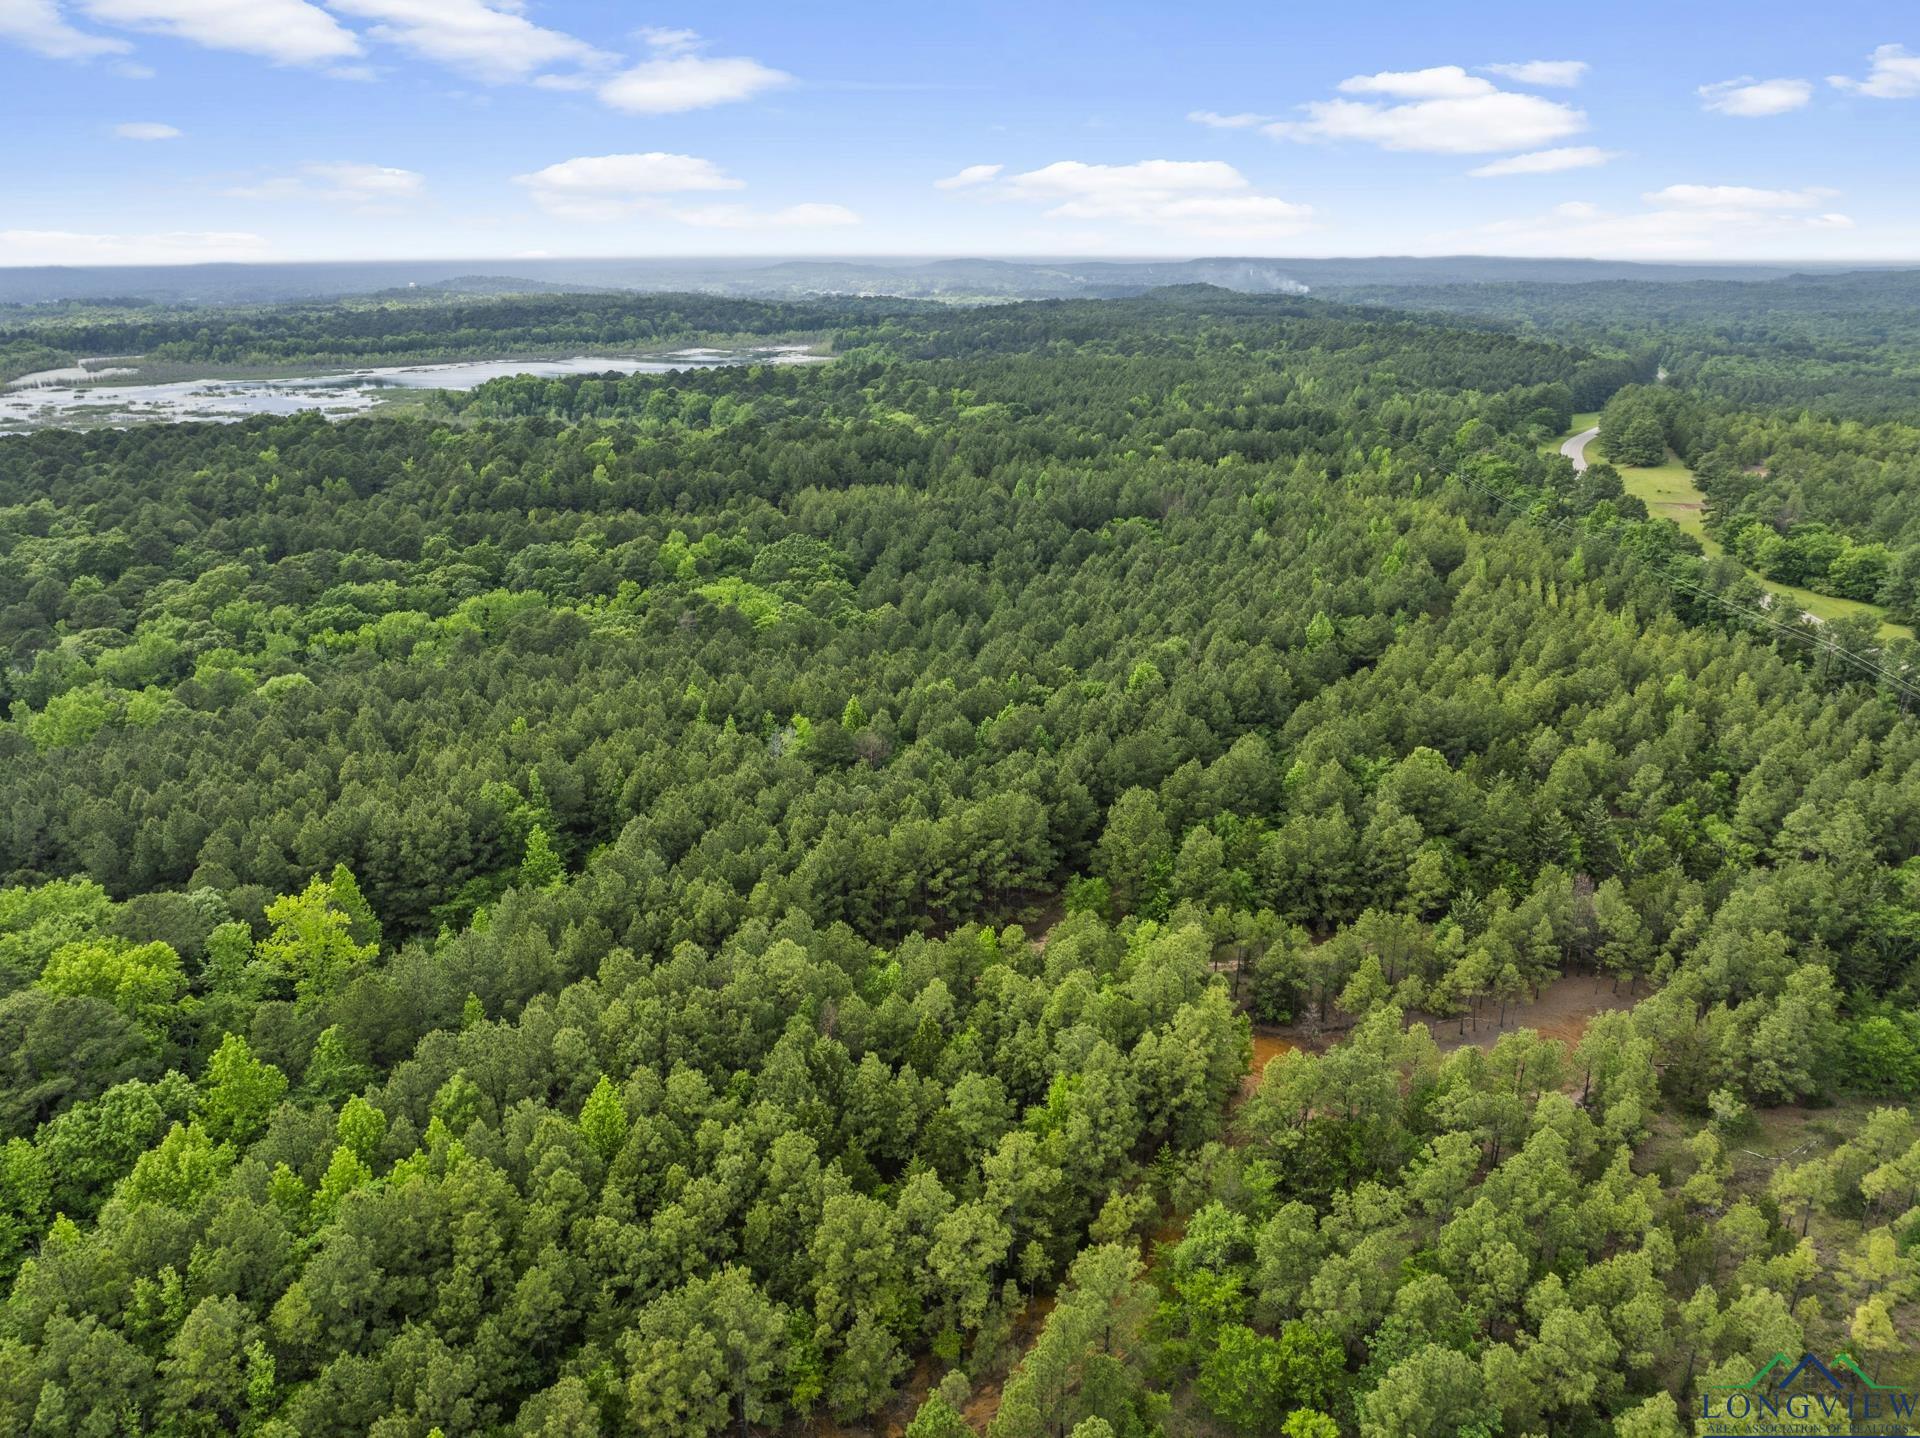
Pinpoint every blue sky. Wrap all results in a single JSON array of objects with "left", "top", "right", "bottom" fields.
[{"left": 3, "top": 0, "right": 1918, "bottom": 266}]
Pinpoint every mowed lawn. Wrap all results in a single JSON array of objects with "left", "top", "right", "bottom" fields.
[
  {"left": 1548, "top": 421, "right": 1916, "bottom": 642},
  {"left": 1619, "top": 456, "right": 1713, "bottom": 547}
]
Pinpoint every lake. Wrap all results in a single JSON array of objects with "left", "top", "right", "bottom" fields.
[{"left": 0, "top": 346, "right": 823, "bottom": 431}]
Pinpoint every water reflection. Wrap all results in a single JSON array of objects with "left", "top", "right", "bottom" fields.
[{"left": 1, "top": 347, "right": 823, "bottom": 431}]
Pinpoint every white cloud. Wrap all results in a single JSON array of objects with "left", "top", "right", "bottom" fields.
[
  {"left": 78, "top": 0, "right": 360, "bottom": 65},
  {"left": 513, "top": 152, "right": 850, "bottom": 231},
  {"left": 1645, "top": 183, "right": 1833, "bottom": 210},
  {"left": 1337, "top": 65, "right": 1495, "bottom": 99},
  {"left": 0, "top": 228, "right": 272, "bottom": 265},
  {"left": 598, "top": 28, "right": 789, "bottom": 113},
  {"left": 1455, "top": 187, "right": 1855, "bottom": 258},
  {"left": 1483, "top": 59, "right": 1588, "bottom": 87},
  {"left": 113, "top": 120, "right": 181, "bottom": 139},
  {"left": 1008, "top": 159, "right": 1247, "bottom": 203},
  {"left": 1468, "top": 145, "right": 1618, "bottom": 177},
  {"left": 306, "top": 160, "right": 421, "bottom": 198},
  {"left": 1268, "top": 66, "right": 1585, "bottom": 152},
  {"left": 228, "top": 161, "right": 423, "bottom": 204},
  {"left": 514, "top": 151, "right": 744, "bottom": 219},
  {"left": 633, "top": 25, "right": 698, "bottom": 54},
  {"left": 324, "top": 0, "right": 607, "bottom": 83},
  {"left": 934, "top": 163, "right": 1002, "bottom": 190},
  {"left": 1187, "top": 110, "right": 1271, "bottom": 129},
  {"left": 998, "top": 159, "right": 1313, "bottom": 240},
  {"left": 1829, "top": 44, "right": 1920, "bottom": 99},
  {"left": 0, "top": 0, "right": 130, "bottom": 57},
  {"left": 1698, "top": 76, "right": 1812, "bottom": 116}
]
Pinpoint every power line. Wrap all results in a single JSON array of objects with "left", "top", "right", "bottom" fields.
[{"left": 1443, "top": 462, "right": 1920, "bottom": 708}]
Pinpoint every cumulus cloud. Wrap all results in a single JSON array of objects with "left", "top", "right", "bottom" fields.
[
  {"left": 113, "top": 120, "right": 181, "bottom": 139},
  {"left": 21, "top": 1, "right": 790, "bottom": 106},
  {"left": 1336, "top": 65, "right": 1493, "bottom": 99},
  {"left": 1483, "top": 59, "right": 1588, "bottom": 87},
  {"left": 633, "top": 26, "right": 698, "bottom": 53},
  {"left": 934, "top": 163, "right": 1002, "bottom": 190},
  {"left": 324, "top": 0, "right": 608, "bottom": 83},
  {"left": 1468, "top": 146, "right": 1618, "bottom": 177},
  {"left": 1187, "top": 110, "right": 1272, "bottom": 128},
  {"left": 514, "top": 152, "right": 744, "bottom": 219},
  {"left": 228, "top": 161, "right": 423, "bottom": 205},
  {"left": 0, "top": 227, "right": 272, "bottom": 264},
  {"left": 1699, "top": 76, "right": 1813, "bottom": 116},
  {"left": 0, "top": 0, "right": 130, "bottom": 57},
  {"left": 15, "top": 4, "right": 798, "bottom": 119},
  {"left": 306, "top": 160, "right": 421, "bottom": 198},
  {"left": 1008, "top": 159, "right": 1244, "bottom": 204},
  {"left": 598, "top": 28, "right": 790, "bottom": 113},
  {"left": 994, "top": 159, "right": 1313, "bottom": 241},
  {"left": 77, "top": 0, "right": 360, "bottom": 65},
  {"left": 1829, "top": 44, "right": 1920, "bottom": 99},
  {"left": 514, "top": 152, "right": 851, "bottom": 231},
  {"left": 1267, "top": 65, "right": 1585, "bottom": 152},
  {"left": 1456, "top": 187, "right": 1854, "bottom": 258},
  {"left": 1645, "top": 184, "right": 1835, "bottom": 209}
]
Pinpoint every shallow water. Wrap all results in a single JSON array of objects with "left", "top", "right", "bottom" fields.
[{"left": 0, "top": 346, "right": 822, "bottom": 431}]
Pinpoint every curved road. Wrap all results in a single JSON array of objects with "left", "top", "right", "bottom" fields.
[
  {"left": 1557, "top": 422, "right": 1842, "bottom": 631},
  {"left": 1561, "top": 425, "right": 1599, "bottom": 472}
]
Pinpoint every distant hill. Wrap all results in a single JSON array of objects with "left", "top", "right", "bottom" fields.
[{"left": 0, "top": 254, "right": 1861, "bottom": 307}]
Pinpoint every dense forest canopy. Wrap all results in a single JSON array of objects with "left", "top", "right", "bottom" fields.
[
  {"left": 1339, "top": 267, "right": 1920, "bottom": 421},
  {"left": 1594, "top": 381, "right": 1920, "bottom": 625},
  {"left": 2, "top": 286, "right": 1920, "bottom": 1437},
  {"left": 0, "top": 291, "right": 928, "bottom": 372}
]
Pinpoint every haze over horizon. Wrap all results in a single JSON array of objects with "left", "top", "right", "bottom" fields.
[
  {"left": 5, "top": 0, "right": 1920, "bottom": 268},
  {"left": 15, "top": 6, "right": 1920, "bottom": 1433}
]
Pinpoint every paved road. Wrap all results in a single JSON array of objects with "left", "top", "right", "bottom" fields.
[{"left": 1560, "top": 426, "right": 1599, "bottom": 472}]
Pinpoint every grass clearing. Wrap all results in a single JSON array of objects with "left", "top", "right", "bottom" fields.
[
  {"left": 1548, "top": 419, "right": 1914, "bottom": 642},
  {"left": 1619, "top": 456, "right": 1713, "bottom": 545}
]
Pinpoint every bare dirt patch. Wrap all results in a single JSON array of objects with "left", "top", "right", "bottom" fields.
[
  {"left": 1266, "top": 973, "right": 1635, "bottom": 1056},
  {"left": 1244, "top": 1031, "right": 1298, "bottom": 1097},
  {"left": 1428, "top": 973, "right": 1634, "bottom": 1052}
]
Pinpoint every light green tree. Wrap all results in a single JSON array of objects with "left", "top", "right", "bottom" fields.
[
  {"left": 40, "top": 938, "right": 184, "bottom": 1027},
  {"left": 1358, "top": 1344, "right": 1496, "bottom": 1438},
  {"left": 257, "top": 876, "right": 377, "bottom": 1006},
  {"left": 200, "top": 1033, "right": 288, "bottom": 1145},
  {"left": 521, "top": 824, "right": 564, "bottom": 889},
  {"left": 579, "top": 1075, "right": 629, "bottom": 1164}
]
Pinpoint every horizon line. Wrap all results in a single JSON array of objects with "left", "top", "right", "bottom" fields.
[{"left": 5, "top": 252, "right": 1920, "bottom": 276}]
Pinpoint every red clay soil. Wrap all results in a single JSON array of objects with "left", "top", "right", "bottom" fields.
[
  {"left": 958, "top": 1296, "right": 1056, "bottom": 1434},
  {"left": 879, "top": 935, "right": 1626, "bottom": 1438},
  {"left": 1244, "top": 1031, "right": 1298, "bottom": 1096},
  {"left": 1426, "top": 973, "right": 1633, "bottom": 1052},
  {"left": 1268, "top": 972, "right": 1633, "bottom": 1058}
]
